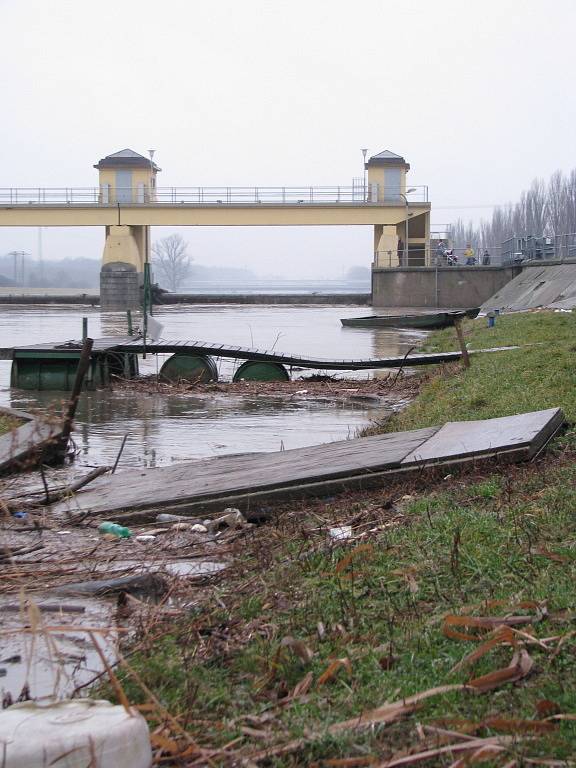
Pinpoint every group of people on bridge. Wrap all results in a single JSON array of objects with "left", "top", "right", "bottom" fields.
[{"left": 435, "top": 241, "right": 492, "bottom": 267}]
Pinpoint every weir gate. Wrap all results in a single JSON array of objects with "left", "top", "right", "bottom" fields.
[{"left": 0, "top": 148, "right": 431, "bottom": 309}]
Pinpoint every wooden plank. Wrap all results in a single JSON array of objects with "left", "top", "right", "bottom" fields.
[
  {"left": 53, "top": 409, "right": 564, "bottom": 520},
  {"left": 53, "top": 427, "right": 438, "bottom": 517},
  {"left": 402, "top": 408, "right": 563, "bottom": 466},
  {"left": 112, "top": 449, "right": 530, "bottom": 524}
]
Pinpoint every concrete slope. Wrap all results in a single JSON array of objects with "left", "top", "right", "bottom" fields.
[{"left": 482, "top": 262, "right": 576, "bottom": 312}]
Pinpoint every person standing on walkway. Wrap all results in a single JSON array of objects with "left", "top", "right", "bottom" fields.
[
  {"left": 464, "top": 244, "right": 475, "bottom": 265},
  {"left": 482, "top": 249, "right": 491, "bottom": 265},
  {"left": 435, "top": 240, "right": 447, "bottom": 265}
]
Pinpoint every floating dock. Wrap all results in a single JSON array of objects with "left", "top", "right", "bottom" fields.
[
  {"left": 2, "top": 335, "right": 518, "bottom": 390},
  {"left": 53, "top": 408, "right": 563, "bottom": 521}
]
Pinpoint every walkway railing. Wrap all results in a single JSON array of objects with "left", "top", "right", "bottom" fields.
[
  {"left": 374, "top": 248, "right": 431, "bottom": 267},
  {"left": 0, "top": 185, "right": 429, "bottom": 206}
]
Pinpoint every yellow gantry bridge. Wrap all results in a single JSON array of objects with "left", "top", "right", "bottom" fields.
[{"left": 0, "top": 148, "right": 431, "bottom": 275}]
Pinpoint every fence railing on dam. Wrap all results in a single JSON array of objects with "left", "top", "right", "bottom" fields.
[{"left": 0, "top": 185, "right": 429, "bottom": 206}]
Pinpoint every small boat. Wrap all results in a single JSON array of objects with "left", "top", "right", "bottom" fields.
[{"left": 341, "top": 308, "right": 480, "bottom": 330}]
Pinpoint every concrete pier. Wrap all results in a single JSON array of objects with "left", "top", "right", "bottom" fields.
[{"left": 99, "top": 262, "right": 140, "bottom": 310}]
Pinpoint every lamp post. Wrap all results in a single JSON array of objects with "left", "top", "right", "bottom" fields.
[
  {"left": 361, "top": 148, "right": 368, "bottom": 201},
  {"left": 399, "top": 188, "right": 416, "bottom": 266},
  {"left": 147, "top": 149, "right": 155, "bottom": 204}
]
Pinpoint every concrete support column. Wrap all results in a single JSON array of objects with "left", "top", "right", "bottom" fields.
[
  {"left": 100, "top": 262, "right": 140, "bottom": 310},
  {"left": 374, "top": 224, "right": 400, "bottom": 268},
  {"left": 102, "top": 225, "right": 146, "bottom": 271},
  {"left": 100, "top": 225, "right": 146, "bottom": 310}
]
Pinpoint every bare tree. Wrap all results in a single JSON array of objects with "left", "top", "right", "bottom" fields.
[
  {"left": 152, "top": 234, "right": 191, "bottom": 291},
  {"left": 451, "top": 167, "right": 576, "bottom": 259}
]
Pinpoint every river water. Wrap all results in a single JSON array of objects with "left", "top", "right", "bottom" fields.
[
  {"left": 0, "top": 303, "right": 425, "bottom": 702},
  {"left": 0, "top": 304, "right": 424, "bottom": 467}
]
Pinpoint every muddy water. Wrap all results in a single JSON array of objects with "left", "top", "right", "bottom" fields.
[{"left": 0, "top": 304, "right": 424, "bottom": 467}]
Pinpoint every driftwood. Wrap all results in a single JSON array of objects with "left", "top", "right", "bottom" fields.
[
  {"left": 2, "top": 604, "right": 86, "bottom": 614},
  {"left": 4, "top": 465, "right": 111, "bottom": 514},
  {"left": 56, "top": 337, "right": 94, "bottom": 461},
  {"left": 52, "top": 572, "right": 168, "bottom": 598},
  {"left": 0, "top": 542, "right": 44, "bottom": 562}
]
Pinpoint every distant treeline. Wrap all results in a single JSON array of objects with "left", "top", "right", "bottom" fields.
[
  {"left": 451, "top": 168, "right": 576, "bottom": 251},
  {"left": 0, "top": 257, "right": 371, "bottom": 289},
  {"left": 0, "top": 257, "right": 262, "bottom": 289},
  {"left": 0, "top": 256, "right": 101, "bottom": 288}
]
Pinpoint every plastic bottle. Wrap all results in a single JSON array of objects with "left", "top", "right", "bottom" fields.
[
  {"left": 156, "top": 513, "right": 188, "bottom": 522},
  {"left": 98, "top": 521, "right": 131, "bottom": 538}
]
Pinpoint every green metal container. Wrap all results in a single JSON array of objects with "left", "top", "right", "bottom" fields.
[
  {"left": 159, "top": 353, "right": 218, "bottom": 384},
  {"left": 10, "top": 351, "right": 138, "bottom": 391},
  {"left": 232, "top": 360, "right": 290, "bottom": 382}
]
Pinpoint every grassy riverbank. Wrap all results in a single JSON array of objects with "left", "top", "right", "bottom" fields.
[
  {"left": 388, "top": 310, "right": 576, "bottom": 430},
  {"left": 104, "top": 312, "right": 576, "bottom": 765}
]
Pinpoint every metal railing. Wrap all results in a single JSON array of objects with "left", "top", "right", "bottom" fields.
[
  {"left": 0, "top": 185, "right": 429, "bottom": 206},
  {"left": 374, "top": 248, "right": 431, "bottom": 268}
]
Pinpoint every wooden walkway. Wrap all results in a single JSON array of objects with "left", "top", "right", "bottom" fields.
[
  {"left": 53, "top": 408, "right": 563, "bottom": 521},
  {"left": 2, "top": 336, "right": 519, "bottom": 371}
]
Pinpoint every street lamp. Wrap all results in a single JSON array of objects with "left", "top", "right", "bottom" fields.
[
  {"left": 147, "top": 149, "right": 155, "bottom": 203},
  {"left": 146, "top": 150, "right": 156, "bottom": 269},
  {"left": 399, "top": 188, "right": 416, "bottom": 266},
  {"left": 361, "top": 148, "right": 368, "bottom": 200}
]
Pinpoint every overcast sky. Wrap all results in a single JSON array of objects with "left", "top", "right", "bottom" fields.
[{"left": 2, "top": 0, "right": 575, "bottom": 278}]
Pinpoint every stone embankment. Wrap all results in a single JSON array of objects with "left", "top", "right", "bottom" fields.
[{"left": 482, "top": 260, "right": 576, "bottom": 312}]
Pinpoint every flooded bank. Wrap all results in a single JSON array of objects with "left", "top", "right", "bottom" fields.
[
  {"left": 0, "top": 513, "right": 235, "bottom": 701},
  {"left": 0, "top": 304, "right": 425, "bottom": 700},
  {"left": 0, "top": 304, "right": 424, "bottom": 466}
]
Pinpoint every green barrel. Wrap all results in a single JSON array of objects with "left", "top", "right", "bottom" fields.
[
  {"left": 232, "top": 360, "right": 290, "bottom": 382},
  {"left": 11, "top": 351, "right": 138, "bottom": 391},
  {"left": 159, "top": 353, "right": 218, "bottom": 384}
]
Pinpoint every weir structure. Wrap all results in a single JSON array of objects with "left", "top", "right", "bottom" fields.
[{"left": 0, "top": 149, "right": 431, "bottom": 309}]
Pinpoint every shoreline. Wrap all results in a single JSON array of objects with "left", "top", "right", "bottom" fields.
[
  {"left": 98, "top": 311, "right": 576, "bottom": 762},
  {"left": 3, "top": 312, "right": 576, "bottom": 762}
]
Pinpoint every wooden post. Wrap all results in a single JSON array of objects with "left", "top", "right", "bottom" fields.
[
  {"left": 454, "top": 319, "right": 470, "bottom": 369},
  {"left": 126, "top": 309, "right": 133, "bottom": 336},
  {"left": 82, "top": 316, "right": 88, "bottom": 342},
  {"left": 56, "top": 337, "right": 94, "bottom": 461}
]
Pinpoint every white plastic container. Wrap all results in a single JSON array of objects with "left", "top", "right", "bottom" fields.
[{"left": 0, "top": 698, "right": 152, "bottom": 768}]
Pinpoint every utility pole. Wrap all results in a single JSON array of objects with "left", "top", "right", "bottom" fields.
[{"left": 7, "top": 250, "right": 30, "bottom": 286}]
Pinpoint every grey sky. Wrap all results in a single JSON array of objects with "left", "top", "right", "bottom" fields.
[{"left": 2, "top": 0, "right": 575, "bottom": 278}]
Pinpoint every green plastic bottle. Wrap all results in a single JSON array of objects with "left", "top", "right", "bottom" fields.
[{"left": 98, "top": 521, "right": 131, "bottom": 538}]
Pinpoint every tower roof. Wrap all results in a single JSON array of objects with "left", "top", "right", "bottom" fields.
[
  {"left": 366, "top": 150, "right": 409, "bottom": 170},
  {"left": 94, "top": 149, "right": 161, "bottom": 171}
]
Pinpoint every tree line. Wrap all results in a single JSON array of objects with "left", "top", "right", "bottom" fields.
[{"left": 450, "top": 168, "right": 576, "bottom": 252}]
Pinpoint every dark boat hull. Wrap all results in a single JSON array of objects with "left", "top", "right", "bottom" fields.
[{"left": 341, "top": 308, "right": 480, "bottom": 329}]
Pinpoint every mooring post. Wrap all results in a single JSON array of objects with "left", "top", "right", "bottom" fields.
[
  {"left": 82, "top": 316, "right": 88, "bottom": 342},
  {"left": 57, "top": 337, "right": 94, "bottom": 461},
  {"left": 126, "top": 309, "right": 133, "bottom": 336},
  {"left": 453, "top": 318, "right": 470, "bottom": 368},
  {"left": 142, "top": 262, "right": 152, "bottom": 359}
]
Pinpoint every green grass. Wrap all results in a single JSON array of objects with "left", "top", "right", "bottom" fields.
[
  {"left": 99, "top": 312, "right": 576, "bottom": 764},
  {"left": 387, "top": 311, "right": 576, "bottom": 431}
]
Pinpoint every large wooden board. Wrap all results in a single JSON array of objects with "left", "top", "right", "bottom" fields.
[
  {"left": 53, "top": 408, "right": 564, "bottom": 520},
  {"left": 54, "top": 426, "right": 438, "bottom": 516},
  {"left": 401, "top": 408, "right": 563, "bottom": 465}
]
